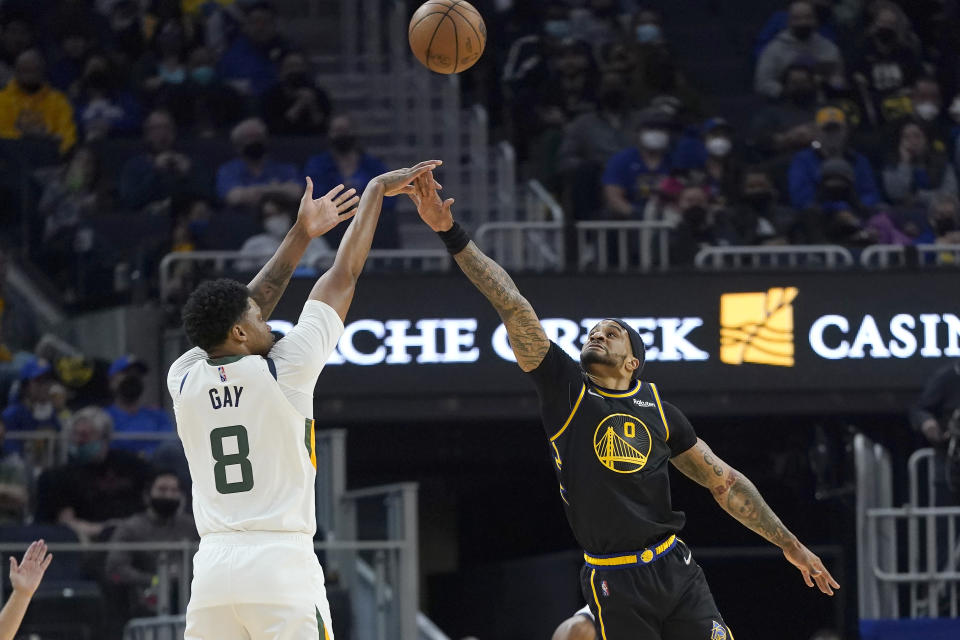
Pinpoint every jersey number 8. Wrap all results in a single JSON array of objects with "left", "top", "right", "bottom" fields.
[{"left": 210, "top": 425, "right": 254, "bottom": 494}]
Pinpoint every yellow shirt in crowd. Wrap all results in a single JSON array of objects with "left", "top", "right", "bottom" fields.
[{"left": 0, "top": 80, "right": 77, "bottom": 154}]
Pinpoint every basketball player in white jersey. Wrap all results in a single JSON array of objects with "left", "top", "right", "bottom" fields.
[{"left": 167, "top": 159, "right": 441, "bottom": 639}]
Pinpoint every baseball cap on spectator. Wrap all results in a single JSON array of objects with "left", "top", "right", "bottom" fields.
[
  {"left": 109, "top": 355, "right": 148, "bottom": 379},
  {"left": 820, "top": 156, "right": 855, "bottom": 183},
  {"left": 815, "top": 106, "right": 846, "bottom": 128},
  {"left": 20, "top": 358, "right": 52, "bottom": 381}
]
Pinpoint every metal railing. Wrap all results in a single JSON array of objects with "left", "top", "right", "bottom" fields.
[
  {"left": 576, "top": 221, "right": 672, "bottom": 272},
  {"left": 159, "top": 249, "right": 452, "bottom": 301},
  {"left": 857, "top": 435, "right": 960, "bottom": 621},
  {"left": 695, "top": 245, "right": 855, "bottom": 270},
  {"left": 860, "top": 244, "right": 960, "bottom": 268},
  {"left": 474, "top": 221, "right": 564, "bottom": 272}
]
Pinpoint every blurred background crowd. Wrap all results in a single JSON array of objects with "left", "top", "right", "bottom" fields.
[{"left": 1, "top": 0, "right": 960, "bottom": 637}]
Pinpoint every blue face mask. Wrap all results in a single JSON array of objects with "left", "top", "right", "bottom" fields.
[
  {"left": 635, "top": 23, "right": 661, "bottom": 44},
  {"left": 69, "top": 441, "right": 104, "bottom": 464},
  {"left": 190, "top": 66, "right": 215, "bottom": 85},
  {"left": 544, "top": 20, "right": 571, "bottom": 39},
  {"left": 160, "top": 67, "right": 186, "bottom": 84}
]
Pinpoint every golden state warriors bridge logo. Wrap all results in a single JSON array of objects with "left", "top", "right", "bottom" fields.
[{"left": 593, "top": 414, "right": 652, "bottom": 474}]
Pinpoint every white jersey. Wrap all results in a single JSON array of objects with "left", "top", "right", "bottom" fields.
[{"left": 167, "top": 300, "right": 343, "bottom": 538}]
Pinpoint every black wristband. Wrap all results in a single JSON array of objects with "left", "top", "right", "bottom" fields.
[{"left": 437, "top": 221, "right": 470, "bottom": 255}]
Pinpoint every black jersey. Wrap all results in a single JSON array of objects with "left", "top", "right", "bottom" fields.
[{"left": 527, "top": 342, "right": 698, "bottom": 555}]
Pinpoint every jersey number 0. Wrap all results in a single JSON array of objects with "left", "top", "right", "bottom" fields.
[{"left": 210, "top": 425, "right": 254, "bottom": 494}]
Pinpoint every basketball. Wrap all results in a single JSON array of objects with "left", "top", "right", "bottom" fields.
[{"left": 408, "top": 0, "right": 486, "bottom": 74}]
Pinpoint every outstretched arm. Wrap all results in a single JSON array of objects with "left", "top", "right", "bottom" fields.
[
  {"left": 671, "top": 438, "right": 840, "bottom": 596},
  {"left": 247, "top": 178, "right": 360, "bottom": 319},
  {"left": 310, "top": 160, "right": 441, "bottom": 321},
  {"left": 0, "top": 540, "right": 52, "bottom": 640},
  {"left": 408, "top": 172, "right": 549, "bottom": 371}
]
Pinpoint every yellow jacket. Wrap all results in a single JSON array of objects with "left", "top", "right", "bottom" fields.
[{"left": 0, "top": 80, "right": 77, "bottom": 154}]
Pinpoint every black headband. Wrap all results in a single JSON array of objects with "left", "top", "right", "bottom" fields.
[{"left": 606, "top": 318, "right": 646, "bottom": 380}]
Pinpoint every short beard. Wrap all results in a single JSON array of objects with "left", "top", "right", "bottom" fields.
[{"left": 580, "top": 348, "right": 621, "bottom": 370}]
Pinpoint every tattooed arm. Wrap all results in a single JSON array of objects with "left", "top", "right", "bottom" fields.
[
  {"left": 671, "top": 438, "right": 840, "bottom": 596},
  {"left": 407, "top": 171, "right": 549, "bottom": 371},
  {"left": 248, "top": 177, "right": 360, "bottom": 320}
]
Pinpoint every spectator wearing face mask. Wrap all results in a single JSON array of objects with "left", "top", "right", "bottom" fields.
[
  {"left": 261, "top": 50, "right": 331, "bottom": 136},
  {"left": 907, "top": 77, "right": 952, "bottom": 157},
  {"left": 119, "top": 109, "right": 211, "bottom": 211},
  {"left": 755, "top": 1, "right": 845, "bottom": 99},
  {"left": 788, "top": 106, "right": 880, "bottom": 210},
  {"left": 156, "top": 46, "right": 241, "bottom": 138},
  {"left": 602, "top": 107, "right": 674, "bottom": 218},
  {"left": 882, "top": 119, "right": 957, "bottom": 208},
  {"left": 851, "top": 3, "right": 922, "bottom": 126},
  {"left": 36, "top": 406, "right": 149, "bottom": 541},
  {"left": 105, "top": 469, "right": 197, "bottom": 617},
  {"left": 558, "top": 73, "right": 639, "bottom": 217},
  {"left": 753, "top": 0, "right": 837, "bottom": 59},
  {"left": 217, "top": 1, "right": 288, "bottom": 97},
  {"left": 304, "top": 114, "right": 398, "bottom": 248},
  {"left": 73, "top": 53, "right": 142, "bottom": 142},
  {"left": 675, "top": 118, "right": 742, "bottom": 205},
  {"left": 731, "top": 167, "right": 796, "bottom": 245},
  {"left": 2, "top": 358, "right": 61, "bottom": 448},
  {"left": 236, "top": 192, "right": 332, "bottom": 272},
  {"left": 627, "top": 9, "right": 702, "bottom": 116},
  {"left": 798, "top": 156, "right": 881, "bottom": 245},
  {"left": 0, "top": 49, "right": 76, "bottom": 154},
  {"left": 216, "top": 117, "right": 300, "bottom": 207},
  {"left": 105, "top": 355, "right": 173, "bottom": 456},
  {"left": 669, "top": 185, "right": 738, "bottom": 265},
  {"left": 911, "top": 193, "right": 960, "bottom": 246},
  {"left": 139, "top": 20, "right": 189, "bottom": 97},
  {"left": 749, "top": 60, "right": 821, "bottom": 158}
]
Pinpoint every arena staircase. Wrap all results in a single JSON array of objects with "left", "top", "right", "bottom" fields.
[{"left": 280, "top": 0, "right": 522, "bottom": 248}]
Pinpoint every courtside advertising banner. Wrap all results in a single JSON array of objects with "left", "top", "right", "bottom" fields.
[{"left": 272, "top": 271, "right": 958, "bottom": 413}]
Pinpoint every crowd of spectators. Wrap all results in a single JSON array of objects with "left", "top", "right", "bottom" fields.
[
  {"left": 3, "top": 0, "right": 960, "bottom": 296},
  {"left": 499, "top": 0, "right": 960, "bottom": 264},
  {"left": 0, "top": 347, "right": 189, "bottom": 631},
  {"left": 0, "top": 0, "right": 397, "bottom": 304}
]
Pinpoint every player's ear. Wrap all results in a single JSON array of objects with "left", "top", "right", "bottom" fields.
[
  {"left": 231, "top": 323, "right": 247, "bottom": 343},
  {"left": 626, "top": 357, "right": 640, "bottom": 374}
]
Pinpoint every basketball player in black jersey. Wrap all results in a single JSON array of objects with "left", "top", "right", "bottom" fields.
[{"left": 407, "top": 172, "right": 839, "bottom": 640}]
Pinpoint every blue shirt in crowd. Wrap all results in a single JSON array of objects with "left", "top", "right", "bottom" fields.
[
  {"left": 304, "top": 151, "right": 398, "bottom": 247},
  {"left": 1, "top": 403, "right": 62, "bottom": 454},
  {"left": 216, "top": 35, "right": 280, "bottom": 96},
  {"left": 602, "top": 147, "right": 672, "bottom": 210},
  {"left": 788, "top": 149, "right": 881, "bottom": 211},
  {"left": 106, "top": 404, "right": 174, "bottom": 456},
  {"left": 215, "top": 158, "right": 299, "bottom": 202}
]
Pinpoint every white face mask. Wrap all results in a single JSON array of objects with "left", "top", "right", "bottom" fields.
[
  {"left": 640, "top": 130, "right": 669, "bottom": 151},
  {"left": 914, "top": 101, "right": 940, "bottom": 121},
  {"left": 264, "top": 214, "right": 292, "bottom": 238},
  {"left": 948, "top": 98, "right": 960, "bottom": 123},
  {"left": 705, "top": 137, "right": 732, "bottom": 157}
]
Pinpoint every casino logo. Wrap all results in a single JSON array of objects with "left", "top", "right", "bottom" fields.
[
  {"left": 593, "top": 413, "right": 652, "bottom": 474},
  {"left": 719, "top": 287, "right": 797, "bottom": 367}
]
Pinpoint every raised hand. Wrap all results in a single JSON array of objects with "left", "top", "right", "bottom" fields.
[
  {"left": 782, "top": 540, "right": 840, "bottom": 596},
  {"left": 373, "top": 160, "right": 442, "bottom": 197},
  {"left": 297, "top": 178, "right": 360, "bottom": 238},
  {"left": 407, "top": 170, "right": 455, "bottom": 232},
  {"left": 10, "top": 540, "right": 53, "bottom": 597}
]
